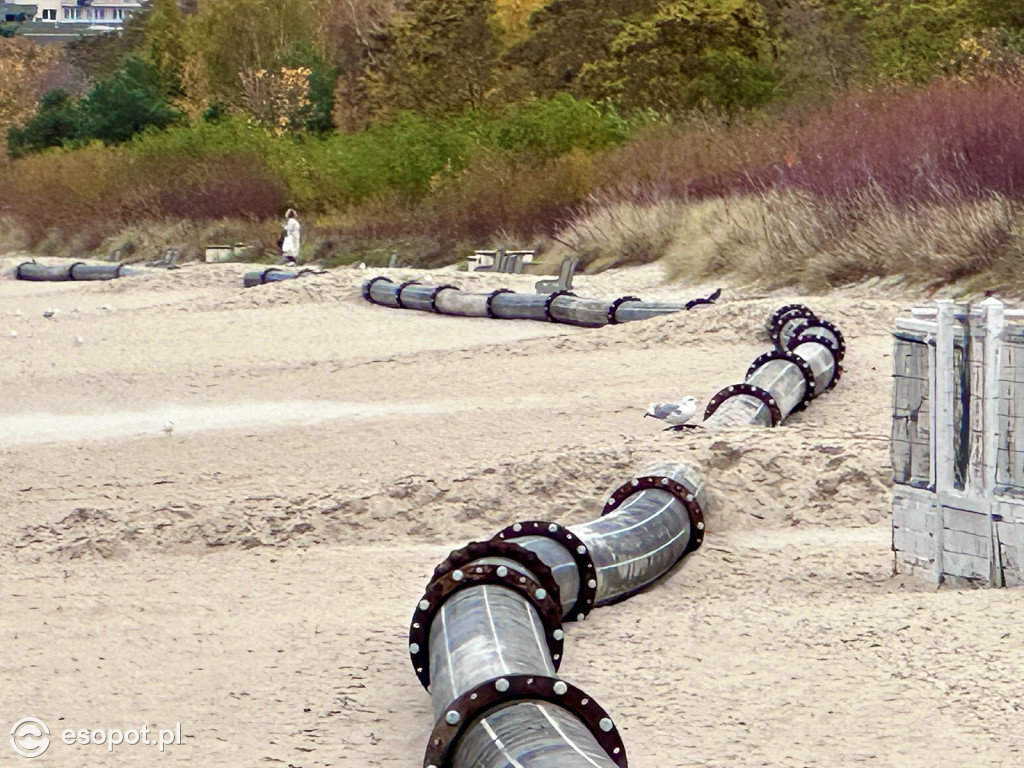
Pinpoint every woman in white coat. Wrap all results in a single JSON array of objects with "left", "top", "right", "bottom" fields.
[{"left": 281, "top": 209, "right": 301, "bottom": 264}]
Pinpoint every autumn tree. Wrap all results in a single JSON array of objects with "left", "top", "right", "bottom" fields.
[
  {"left": 185, "top": 0, "right": 326, "bottom": 106},
  {"left": 578, "top": 0, "right": 779, "bottom": 114},
  {"left": 501, "top": 0, "right": 660, "bottom": 101},
  {"left": 363, "top": 0, "right": 500, "bottom": 117},
  {"left": 144, "top": 0, "right": 187, "bottom": 96}
]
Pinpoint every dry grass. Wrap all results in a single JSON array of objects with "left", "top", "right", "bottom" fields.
[
  {"left": 657, "top": 187, "right": 1024, "bottom": 291},
  {"left": 545, "top": 197, "right": 686, "bottom": 272}
]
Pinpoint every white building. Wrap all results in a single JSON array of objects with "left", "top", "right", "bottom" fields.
[{"left": 33, "top": 0, "right": 141, "bottom": 25}]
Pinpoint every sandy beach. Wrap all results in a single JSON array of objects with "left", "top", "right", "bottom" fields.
[{"left": 1, "top": 257, "right": 1021, "bottom": 767}]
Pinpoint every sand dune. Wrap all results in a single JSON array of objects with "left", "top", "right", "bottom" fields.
[{"left": 1, "top": 257, "right": 1020, "bottom": 767}]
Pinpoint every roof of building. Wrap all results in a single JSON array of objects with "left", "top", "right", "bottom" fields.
[{"left": 8, "top": 19, "right": 121, "bottom": 44}]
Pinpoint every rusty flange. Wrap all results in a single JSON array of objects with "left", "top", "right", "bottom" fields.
[
  {"left": 746, "top": 349, "right": 817, "bottom": 410},
  {"left": 395, "top": 280, "right": 422, "bottom": 309},
  {"left": 362, "top": 275, "right": 394, "bottom": 302},
  {"left": 607, "top": 296, "right": 642, "bottom": 325},
  {"left": 544, "top": 290, "right": 577, "bottom": 322},
  {"left": 788, "top": 319, "right": 846, "bottom": 365},
  {"left": 422, "top": 674, "right": 628, "bottom": 768},
  {"left": 408, "top": 563, "right": 565, "bottom": 690},
  {"left": 430, "top": 538, "right": 561, "bottom": 604},
  {"left": 602, "top": 475, "right": 705, "bottom": 555},
  {"left": 493, "top": 520, "right": 597, "bottom": 622},
  {"left": 776, "top": 315, "right": 814, "bottom": 351},
  {"left": 703, "top": 382, "right": 783, "bottom": 426},
  {"left": 767, "top": 304, "right": 816, "bottom": 345},
  {"left": 485, "top": 288, "right": 514, "bottom": 318},
  {"left": 428, "top": 284, "right": 459, "bottom": 313}
]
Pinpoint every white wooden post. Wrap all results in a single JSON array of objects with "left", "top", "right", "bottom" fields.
[
  {"left": 981, "top": 297, "right": 1005, "bottom": 586},
  {"left": 934, "top": 300, "right": 956, "bottom": 494}
]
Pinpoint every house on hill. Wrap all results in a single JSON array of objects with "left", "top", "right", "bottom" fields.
[{"left": 33, "top": 0, "right": 142, "bottom": 25}]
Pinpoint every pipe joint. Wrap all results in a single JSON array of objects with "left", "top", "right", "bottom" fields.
[
  {"left": 429, "top": 285, "right": 459, "bottom": 313},
  {"left": 767, "top": 303, "right": 816, "bottom": 346},
  {"left": 703, "top": 383, "right": 783, "bottom": 426},
  {"left": 409, "top": 560, "right": 565, "bottom": 689},
  {"left": 422, "top": 674, "right": 628, "bottom": 768},
  {"left": 607, "top": 296, "right": 642, "bottom": 325},
  {"left": 787, "top": 319, "right": 846, "bottom": 366},
  {"left": 746, "top": 350, "right": 817, "bottom": 409},
  {"left": 493, "top": 521, "right": 598, "bottom": 621},
  {"left": 484, "top": 288, "right": 514, "bottom": 318},
  {"left": 602, "top": 475, "right": 706, "bottom": 556},
  {"left": 544, "top": 290, "right": 577, "bottom": 322},
  {"left": 362, "top": 276, "right": 394, "bottom": 302},
  {"left": 395, "top": 280, "right": 422, "bottom": 309}
]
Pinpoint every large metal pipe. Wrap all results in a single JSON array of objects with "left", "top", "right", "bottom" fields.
[
  {"left": 427, "top": 584, "right": 555, "bottom": 720},
  {"left": 363, "top": 277, "right": 716, "bottom": 327},
  {"left": 451, "top": 700, "right": 620, "bottom": 768},
  {"left": 412, "top": 462, "right": 705, "bottom": 767},
  {"left": 14, "top": 262, "right": 129, "bottom": 281},
  {"left": 409, "top": 305, "right": 845, "bottom": 768},
  {"left": 703, "top": 305, "right": 844, "bottom": 428}
]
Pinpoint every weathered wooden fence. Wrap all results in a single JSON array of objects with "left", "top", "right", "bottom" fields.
[{"left": 892, "top": 298, "right": 1024, "bottom": 587}]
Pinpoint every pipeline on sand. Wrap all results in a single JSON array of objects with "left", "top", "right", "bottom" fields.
[
  {"left": 363, "top": 277, "right": 720, "bottom": 327},
  {"left": 242, "top": 267, "right": 328, "bottom": 287},
  {"left": 14, "top": 261, "right": 130, "bottom": 282},
  {"left": 408, "top": 305, "right": 844, "bottom": 767}
]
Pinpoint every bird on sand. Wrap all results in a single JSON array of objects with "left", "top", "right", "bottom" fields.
[
  {"left": 645, "top": 395, "right": 699, "bottom": 431},
  {"left": 162, "top": 420, "right": 175, "bottom": 436}
]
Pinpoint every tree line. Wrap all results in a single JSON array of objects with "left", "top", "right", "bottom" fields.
[{"left": 6, "top": 0, "right": 1024, "bottom": 158}]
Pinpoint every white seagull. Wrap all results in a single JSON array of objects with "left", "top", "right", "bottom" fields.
[
  {"left": 162, "top": 420, "right": 175, "bottom": 436},
  {"left": 645, "top": 395, "right": 699, "bottom": 431}
]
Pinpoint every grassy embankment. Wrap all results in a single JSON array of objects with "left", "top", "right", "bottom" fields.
[{"left": 3, "top": 76, "right": 1024, "bottom": 292}]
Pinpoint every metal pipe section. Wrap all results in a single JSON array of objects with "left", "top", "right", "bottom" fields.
[
  {"left": 427, "top": 584, "right": 556, "bottom": 720},
  {"left": 412, "top": 462, "right": 705, "bottom": 768},
  {"left": 15, "top": 262, "right": 129, "bottom": 281},
  {"left": 407, "top": 305, "right": 843, "bottom": 768},
  {"left": 243, "top": 268, "right": 302, "bottom": 287},
  {"left": 452, "top": 701, "right": 620, "bottom": 768},
  {"left": 703, "top": 305, "right": 845, "bottom": 428},
  {"left": 363, "top": 277, "right": 720, "bottom": 327}
]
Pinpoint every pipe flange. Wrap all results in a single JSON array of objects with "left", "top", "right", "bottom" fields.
[
  {"left": 261, "top": 268, "right": 288, "bottom": 284},
  {"left": 428, "top": 284, "right": 459, "bottom": 313},
  {"left": 776, "top": 316, "right": 814, "bottom": 350},
  {"left": 703, "top": 382, "right": 783, "bottom": 427},
  {"left": 602, "top": 475, "right": 705, "bottom": 555},
  {"left": 362, "top": 275, "right": 394, "bottom": 302},
  {"left": 790, "top": 318, "right": 846, "bottom": 364},
  {"left": 395, "top": 280, "right": 422, "bottom": 309},
  {"left": 430, "top": 538, "right": 561, "bottom": 609},
  {"left": 115, "top": 264, "right": 126, "bottom": 278},
  {"left": 485, "top": 288, "right": 514, "bottom": 318},
  {"left": 767, "top": 304, "right": 816, "bottom": 344},
  {"left": 493, "top": 520, "right": 597, "bottom": 621},
  {"left": 423, "top": 673, "right": 628, "bottom": 768},
  {"left": 827, "top": 364, "right": 843, "bottom": 393},
  {"left": 745, "top": 349, "right": 816, "bottom": 409},
  {"left": 684, "top": 295, "right": 713, "bottom": 310},
  {"left": 607, "top": 296, "right": 642, "bottom": 325},
  {"left": 408, "top": 564, "right": 565, "bottom": 690},
  {"left": 15, "top": 262, "right": 28, "bottom": 279},
  {"left": 788, "top": 328, "right": 846, "bottom": 377},
  {"left": 67, "top": 261, "right": 87, "bottom": 280},
  {"left": 544, "top": 290, "right": 577, "bottom": 322}
]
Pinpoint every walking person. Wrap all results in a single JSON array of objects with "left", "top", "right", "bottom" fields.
[{"left": 281, "top": 208, "right": 301, "bottom": 265}]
